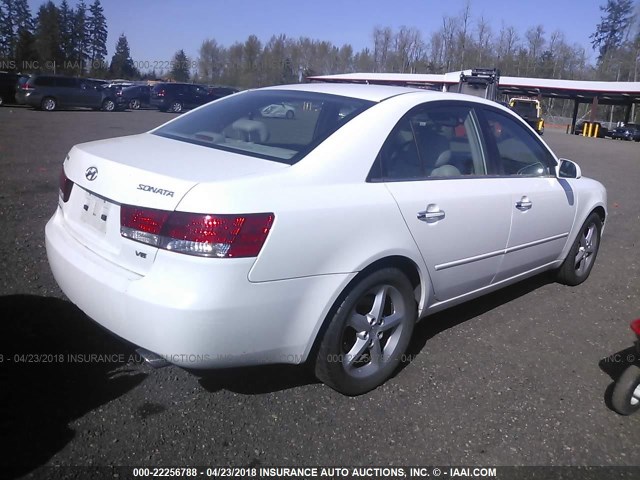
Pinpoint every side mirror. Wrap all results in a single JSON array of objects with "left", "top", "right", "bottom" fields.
[{"left": 556, "top": 158, "right": 582, "bottom": 179}]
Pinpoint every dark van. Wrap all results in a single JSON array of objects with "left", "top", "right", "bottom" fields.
[{"left": 15, "top": 75, "right": 126, "bottom": 111}]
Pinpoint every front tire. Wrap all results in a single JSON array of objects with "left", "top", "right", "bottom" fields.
[
  {"left": 314, "top": 268, "right": 416, "bottom": 395},
  {"left": 556, "top": 212, "right": 602, "bottom": 286},
  {"left": 611, "top": 365, "right": 640, "bottom": 415}
]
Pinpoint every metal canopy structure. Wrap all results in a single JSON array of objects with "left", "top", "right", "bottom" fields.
[{"left": 308, "top": 71, "right": 640, "bottom": 129}]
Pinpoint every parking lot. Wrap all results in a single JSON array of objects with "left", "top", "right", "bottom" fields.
[{"left": 0, "top": 105, "right": 638, "bottom": 477}]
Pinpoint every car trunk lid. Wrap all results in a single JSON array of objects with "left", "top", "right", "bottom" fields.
[{"left": 59, "top": 133, "right": 286, "bottom": 275}]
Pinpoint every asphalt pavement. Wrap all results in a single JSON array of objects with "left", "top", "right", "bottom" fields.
[{"left": 0, "top": 105, "right": 638, "bottom": 478}]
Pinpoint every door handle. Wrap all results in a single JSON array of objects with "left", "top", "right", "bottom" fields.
[
  {"left": 417, "top": 205, "right": 445, "bottom": 223},
  {"left": 515, "top": 196, "right": 533, "bottom": 211}
]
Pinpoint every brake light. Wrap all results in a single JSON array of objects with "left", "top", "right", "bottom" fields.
[
  {"left": 59, "top": 168, "right": 74, "bottom": 202},
  {"left": 21, "top": 83, "right": 34, "bottom": 90},
  {"left": 631, "top": 318, "right": 640, "bottom": 336},
  {"left": 156, "top": 89, "right": 165, "bottom": 97},
  {"left": 120, "top": 205, "right": 273, "bottom": 258}
]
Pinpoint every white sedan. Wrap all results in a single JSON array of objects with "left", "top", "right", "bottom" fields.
[
  {"left": 46, "top": 83, "right": 607, "bottom": 395},
  {"left": 261, "top": 102, "right": 296, "bottom": 118}
]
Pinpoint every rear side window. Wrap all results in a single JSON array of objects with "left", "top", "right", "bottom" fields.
[
  {"left": 369, "top": 102, "right": 486, "bottom": 181},
  {"left": 153, "top": 90, "right": 374, "bottom": 164},
  {"left": 56, "top": 77, "right": 78, "bottom": 88},
  {"left": 33, "top": 76, "right": 55, "bottom": 87}
]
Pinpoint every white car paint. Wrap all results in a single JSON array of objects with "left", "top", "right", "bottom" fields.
[{"left": 46, "top": 83, "right": 607, "bottom": 387}]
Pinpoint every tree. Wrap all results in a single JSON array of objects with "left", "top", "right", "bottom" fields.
[
  {"left": 590, "top": 0, "right": 635, "bottom": 62},
  {"left": 0, "top": 0, "right": 34, "bottom": 59},
  {"left": 87, "top": 0, "right": 107, "bottom": 71},
  {"left": 197, "top": 38, "right": 224, "bottom": 84},
  {"left": 109, "top": 33, "right": 138, "bottom": 79},
  {"left": 242, "top": 34, "right": 262, "bottom": 85},
  {"left": 34, "top": 1, "right": 62, "bottom": 73},
  {"left": 71, "top": 0, "right": 90, "bottom": 74},
  {"left": 58, "top": 0, "right": 74, "bottom": 63},
  {"left": 170, "top": 49, "right": 190, "bottom": 82}
]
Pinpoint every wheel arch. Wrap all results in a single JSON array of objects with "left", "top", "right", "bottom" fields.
[{"left": 305, "top": 254, "right": 430, "bottom": 366}]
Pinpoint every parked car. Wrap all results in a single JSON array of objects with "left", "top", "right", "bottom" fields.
[
  {"left": 16, "top": 75, "right": 126, "bottom": 111},
  {"left": 0, "top": 71, "right": 28, "bottom": 106},
  {"left": 207, "top": 86, "right": 239, "bottom": 98},
  {"left": 120, "top": 85, "right": 151, "bottom": 110},
  {"left": 45, "top": 84, "right": 607, "bottom": 395},
  {"left": 610, "top": 123, "right": 640, "bottom": 141},
  {"left": 149, "top": 82, "right": 216, "bottom": 113},
  {"left": 574, "top": 121, "right": 608, "bottom": 138},
  {"left": 261, "top": 102, "right": 296, "bottom": 119}
]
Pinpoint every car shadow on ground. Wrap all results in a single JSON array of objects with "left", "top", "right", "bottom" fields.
[
  {"left": 196, "top": 364, "right": 319, "bottom": 395},
  {"left": 197, "top": 273, "right": 556, "bottom": 396},
  {"left": 403, "top": 272, "right": 555, "bottom": 365},
  {"left": 0, "top": 294, "right": 146, "bottom": 479}
]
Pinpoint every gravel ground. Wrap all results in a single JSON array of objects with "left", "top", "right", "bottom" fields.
[{"left": 0, "top": 105, "right": 638, "bottom": 479}]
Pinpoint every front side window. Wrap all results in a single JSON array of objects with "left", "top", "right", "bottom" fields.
[
  {"left": 370, "top": 102, "right": 486, "bottom": 181},
  {"left": 153, "top": 90, "right": 374, "bottom": 164},
  {"left": 481, "top": 108, "right": 555, "bottom": 176}
]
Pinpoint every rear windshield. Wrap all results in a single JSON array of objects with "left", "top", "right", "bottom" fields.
[
  {"left": 511, "top": 102, "right": 537, "bottom": 118},
  {"left": 153, "top": 89, "right": 375, "bottom": 164}
]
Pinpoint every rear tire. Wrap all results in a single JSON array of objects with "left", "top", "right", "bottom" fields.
[
  {"left": 101, "top": 99, "right": 116, "bottom": 112},
  {"left": 130, "top": 98, "right": 141, "bottom": 110},
  {"left": 169, "top": 101, "right": 183, "bottom": 113},
  {"left": 556, "top": 212, "right": 602, "bottom": 286},
  {"left": 314, "top": 268, "right": 416, "bottom": 395},
  {"left": 611, "top": 365, "right": 640, "bottom": 415},
  {"left": 285, "top": 110, "right": 294, "bottom": 119},
  {"left": 41, "top": 97, "right": 56, "bottom": 111}
]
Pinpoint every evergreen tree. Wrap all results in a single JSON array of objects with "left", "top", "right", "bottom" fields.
[
  {"left": 109, "top": 34, "right": 138, "bottom": 79},
  {"left": 0, "top": 0, "right": 34, "bottom": 59},
  {"left": 170, "top": 49, "right": 190, "bottom": 82},
  {"left": 590, "top": 0, "right": 635, "bottom": 62},
  {"left": 71, "top": 0, "right": 90, "bottom": 74},
  {"left": 14, "top": 26, "right": 37, "bottom": 69},
  {"left": 87, "top": 0, "right": 108, "bottom": 70},
  {"left": 58, "top": 0, "right": 74, "bottom": 65},
  {"left": 34, "top": 1, "right": 62, "bottom": 73}
]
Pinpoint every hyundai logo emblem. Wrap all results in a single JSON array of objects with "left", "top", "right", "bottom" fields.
[{"left": 85, "top": 166, "right": 98, "bottom": 181}]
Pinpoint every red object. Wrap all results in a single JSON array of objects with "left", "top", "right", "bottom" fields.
[
  {"left": 59, "top": 168, "right": 73, "bottom": 202},
  {"left": 120, "top": 205, "right": 274, "bottom": 258},
  {"left": 631, "top": 318, "right": 640, "bottom": 336}
]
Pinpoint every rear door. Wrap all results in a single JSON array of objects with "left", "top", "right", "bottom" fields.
[
  {"left": 478, "top": 107, "right": 577, "bottom": 282},
  {"left": 379, "top": 102, "right": 512, "bottom": 303}
]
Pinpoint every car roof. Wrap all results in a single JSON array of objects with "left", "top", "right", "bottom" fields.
[
  {"left": 262, "top": 82, "right": 432, "bottom": 102},
  {"left": 261, "top": 83, "right": 514, "bottom": 107}
]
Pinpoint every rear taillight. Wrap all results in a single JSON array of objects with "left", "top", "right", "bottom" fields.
[
  {"left": 59, "top": 168, "right": 73, "bottom": 202},
  {"left": 21, "top": 83, "right": 34, "bottom": 90},
  {"left": 631, "top": 318, "right": 640, "bottom": 336},
  {"left": 120, "top": 205, "right": 273, "bottom": 258},
  {"left": 156, "top": 89, "right": 165, "bottom": 97}
]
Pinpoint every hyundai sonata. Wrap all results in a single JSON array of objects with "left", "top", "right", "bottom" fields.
[{"left": 46, "top": 83, "right": 607, "bottom": 395}]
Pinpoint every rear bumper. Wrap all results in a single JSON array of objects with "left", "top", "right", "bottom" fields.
[{"left": 45, "top": 208, "right": 353, "bottom": 368}]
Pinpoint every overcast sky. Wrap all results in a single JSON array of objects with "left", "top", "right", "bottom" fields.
[{"left": 26, "top": 0, "right": 631, "bottom": 67}]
